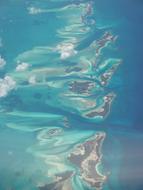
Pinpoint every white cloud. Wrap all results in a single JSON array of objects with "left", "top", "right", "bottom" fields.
[
  {"left": 0, "top": 55, "right": 6, "bottom": 69},
  {"left": 29, "top": 75, "right": 36, "bottom": 84},
  {"left": 16, "top": 62, "right": 29, "bottom": 72},
  {"left": 0, "top": 76, "right": 16, "bottom": 97},
  {"left": 56, "top": 43, "right": 77, "bottom": 60},
  {"left": 28, "top": 7, "right": 44, "bottom": 15}
]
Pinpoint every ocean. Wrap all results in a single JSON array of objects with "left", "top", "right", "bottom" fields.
[{"left": 0, "top": 0, "right": 143, "bottom": 189}]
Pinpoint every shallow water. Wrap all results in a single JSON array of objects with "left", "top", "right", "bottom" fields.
[{"left": 0, "top": 0, "right": 143, "bottom": 190}]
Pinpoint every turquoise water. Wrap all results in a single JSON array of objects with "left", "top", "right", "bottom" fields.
[{"left": 0, "top": 0, "right": 143, "bottom": 190}]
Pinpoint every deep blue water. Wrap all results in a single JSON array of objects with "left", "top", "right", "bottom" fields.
[{"left": 0, "top": 0, "right": 143, "bottom": 190}]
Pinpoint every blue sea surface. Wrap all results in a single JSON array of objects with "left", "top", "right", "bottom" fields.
[{"left": 0, "top": 0, "right": 143, "bottom": 190}]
